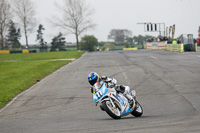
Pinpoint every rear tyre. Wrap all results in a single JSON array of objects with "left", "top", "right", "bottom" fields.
[
  {"left": 102, "top": 100, "right": 121, "bottom": 119},
  {"left": 131, "top": 100, "right": 143, "bottom": 117}
]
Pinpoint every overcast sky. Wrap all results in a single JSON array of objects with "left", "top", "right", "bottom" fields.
[{"left": 24, "top": 0, "right": 200, "bottom": 44}]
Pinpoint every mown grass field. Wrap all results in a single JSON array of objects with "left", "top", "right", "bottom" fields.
[
  {"left": 29, "top": 47, "right": 77, "bottom": 52},
  {"left": 0, "top": 51, "right": 85, "bottom": 108}
]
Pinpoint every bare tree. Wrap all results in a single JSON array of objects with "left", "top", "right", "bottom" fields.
[
  {"left": 54, "top": 0, "right": 95, "bottom": 50},
  {"left": 0, "top": 0, "right": 11, "bottom": 50},
  {"left": 12, "top": 0, "right": 37, "bottom": 48},
  {"left": 108, "top": 29, "right": 132, "bottom": 44}
]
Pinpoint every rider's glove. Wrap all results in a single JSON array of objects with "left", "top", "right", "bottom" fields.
[
  {"left": 107, "top": 82, "right": 115, "bottom": 88},
  {"left": 106, "top": 78, "right": 112, "bottom": 82},
  {"left": 101, "top": 76, "right": 107, "bottom": 80}
]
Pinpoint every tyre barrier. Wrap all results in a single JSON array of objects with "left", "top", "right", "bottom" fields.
[
  {"left": 123, "top": 48, "right": 138, "bottom": 50},
  {"left": 0, "top": 50, "right": 10, "bottom": 54},
  {"left": 195, "top": 43, "right": 197, "bottom": 52},
  {"left": 109, "top": 49, "right": 123, "bottom": 51},
  {"left": 10, "top": 50, "right": 23, "bottom": 54},
  {"left": 22, "top": 50, "right": 29, "bottom": 53},
  {"left": 0, "top": 49, "right": 35, "bottom": 54},
  {"left": 145, "top": 42, "right": 197, "bottom": 53},
  {"left": 166, "top": 44, "right": 184, "bottom": 52},
  {"left": 166, "top": 43, "right": 197, "bottom": 52}
]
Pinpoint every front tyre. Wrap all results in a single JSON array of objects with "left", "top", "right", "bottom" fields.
[
  {"left": 102, "top": 100, "right": 121, "bottom": 119},
  {"left": 131, "top": 100, "right": 143, "bottom": 117}
]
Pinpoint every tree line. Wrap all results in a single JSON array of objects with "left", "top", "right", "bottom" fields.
[
  {"left": 0, "top": 0, "right": 156, "bottom": 52},
  {"left": 0, "top": 0, "right": 95, "bottom": 51},
  {"left": 107, "top": 29, "right": 155, "bottom": 45}
]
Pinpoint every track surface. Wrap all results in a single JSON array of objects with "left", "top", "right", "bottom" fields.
[{"left": 1, "top": 49, "right": 200, "bottom": 133}]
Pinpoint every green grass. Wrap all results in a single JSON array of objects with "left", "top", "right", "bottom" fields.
[
  {"left": 29, "top": 47, "right": 77, "bottom": 52},
  {"left": 0, "top": 51, "right": 84, "bottom": 61},
  {"left": 0, "top": 51, "right": 85, "bottom": 108}
]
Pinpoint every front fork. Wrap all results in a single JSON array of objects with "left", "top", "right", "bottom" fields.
[
  {"left": 96, "top": 97, "right": 117, "bottom": 111},
  {"left": 109, "top": 98, "right": 116, "bottom": 108}
]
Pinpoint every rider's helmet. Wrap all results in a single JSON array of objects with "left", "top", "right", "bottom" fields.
[{"left": 88, "top": 72, "right": 99, "bottom": 86}]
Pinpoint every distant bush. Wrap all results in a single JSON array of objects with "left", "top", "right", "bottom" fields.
[
  {"left": 102, "top": 42, "right": 115, "bottom": 51},
  {"left": 80, "top": 35, "right": 98, "bottom": 52}
]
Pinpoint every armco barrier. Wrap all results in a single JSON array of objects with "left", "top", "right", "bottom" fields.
[{"left": 123, "top": 48, "right": 138, "bottom": 50}]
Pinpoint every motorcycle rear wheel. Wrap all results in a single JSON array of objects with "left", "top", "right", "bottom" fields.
[
  {"left": 131, "top": 100, "right": 143, "bottom": 117},
  {"left": 102, "top": 100, "right": 121, "bottom": 119}
]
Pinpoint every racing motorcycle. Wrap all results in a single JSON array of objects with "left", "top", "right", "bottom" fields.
[{"left": 93, "top": 82, "right": 143, "bottom": 119}]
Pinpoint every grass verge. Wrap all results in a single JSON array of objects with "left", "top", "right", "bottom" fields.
[
  {"left": 0, "top": 51, "right": 85, "bottom": 61},
  {"left": 0, "top": 51, "right": 85, "bottom": 108}
]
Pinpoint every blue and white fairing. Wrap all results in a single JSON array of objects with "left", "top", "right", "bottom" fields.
[
  {"left": 93, "top": 83, "right": 108, "bottom": 103},
  {"left": 113, "top": 93, "right": 133, "bottom": 115},
  {"left": 93, "top": 82, "right": 133, "bottom": 115}
]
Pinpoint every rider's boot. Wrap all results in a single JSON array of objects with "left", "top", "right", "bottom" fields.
[
  {"left": 125, "top": 90, "right": 137, "bottom": 110},
  {"left": 117, "top": 85, "right": 136, "bottom": 109},
  {"left": 125, "top": 93, "right": 134, "bottom": 109},
  {"left": 130, "top": 90, "right": 136, "bottom": 110},
  {"left": 122, "top": 86, "right": 134, "bottom": 109},
  {"left": 131, "top": 90, "right": 136, "bottom": 99}
]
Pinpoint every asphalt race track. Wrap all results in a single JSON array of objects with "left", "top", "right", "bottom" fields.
[{"left": 1, "top": 49, "right": 200, "bottom": 133}]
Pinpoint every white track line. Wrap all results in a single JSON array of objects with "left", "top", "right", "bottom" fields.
[{"left": 151, "top": 56, "right": 157, "bottom": 60}]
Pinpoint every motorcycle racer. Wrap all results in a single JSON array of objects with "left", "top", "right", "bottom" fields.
[{"left": 88, "top": 72, "right": 135, "bottom": 109}]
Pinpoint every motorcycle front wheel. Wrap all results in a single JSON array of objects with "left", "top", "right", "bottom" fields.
[
  {"left": 102, "top": 100, "right": 121, "bottom": 119},
  {"left": 131, "top": 100, "right": 143, "bottom": 117}
]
